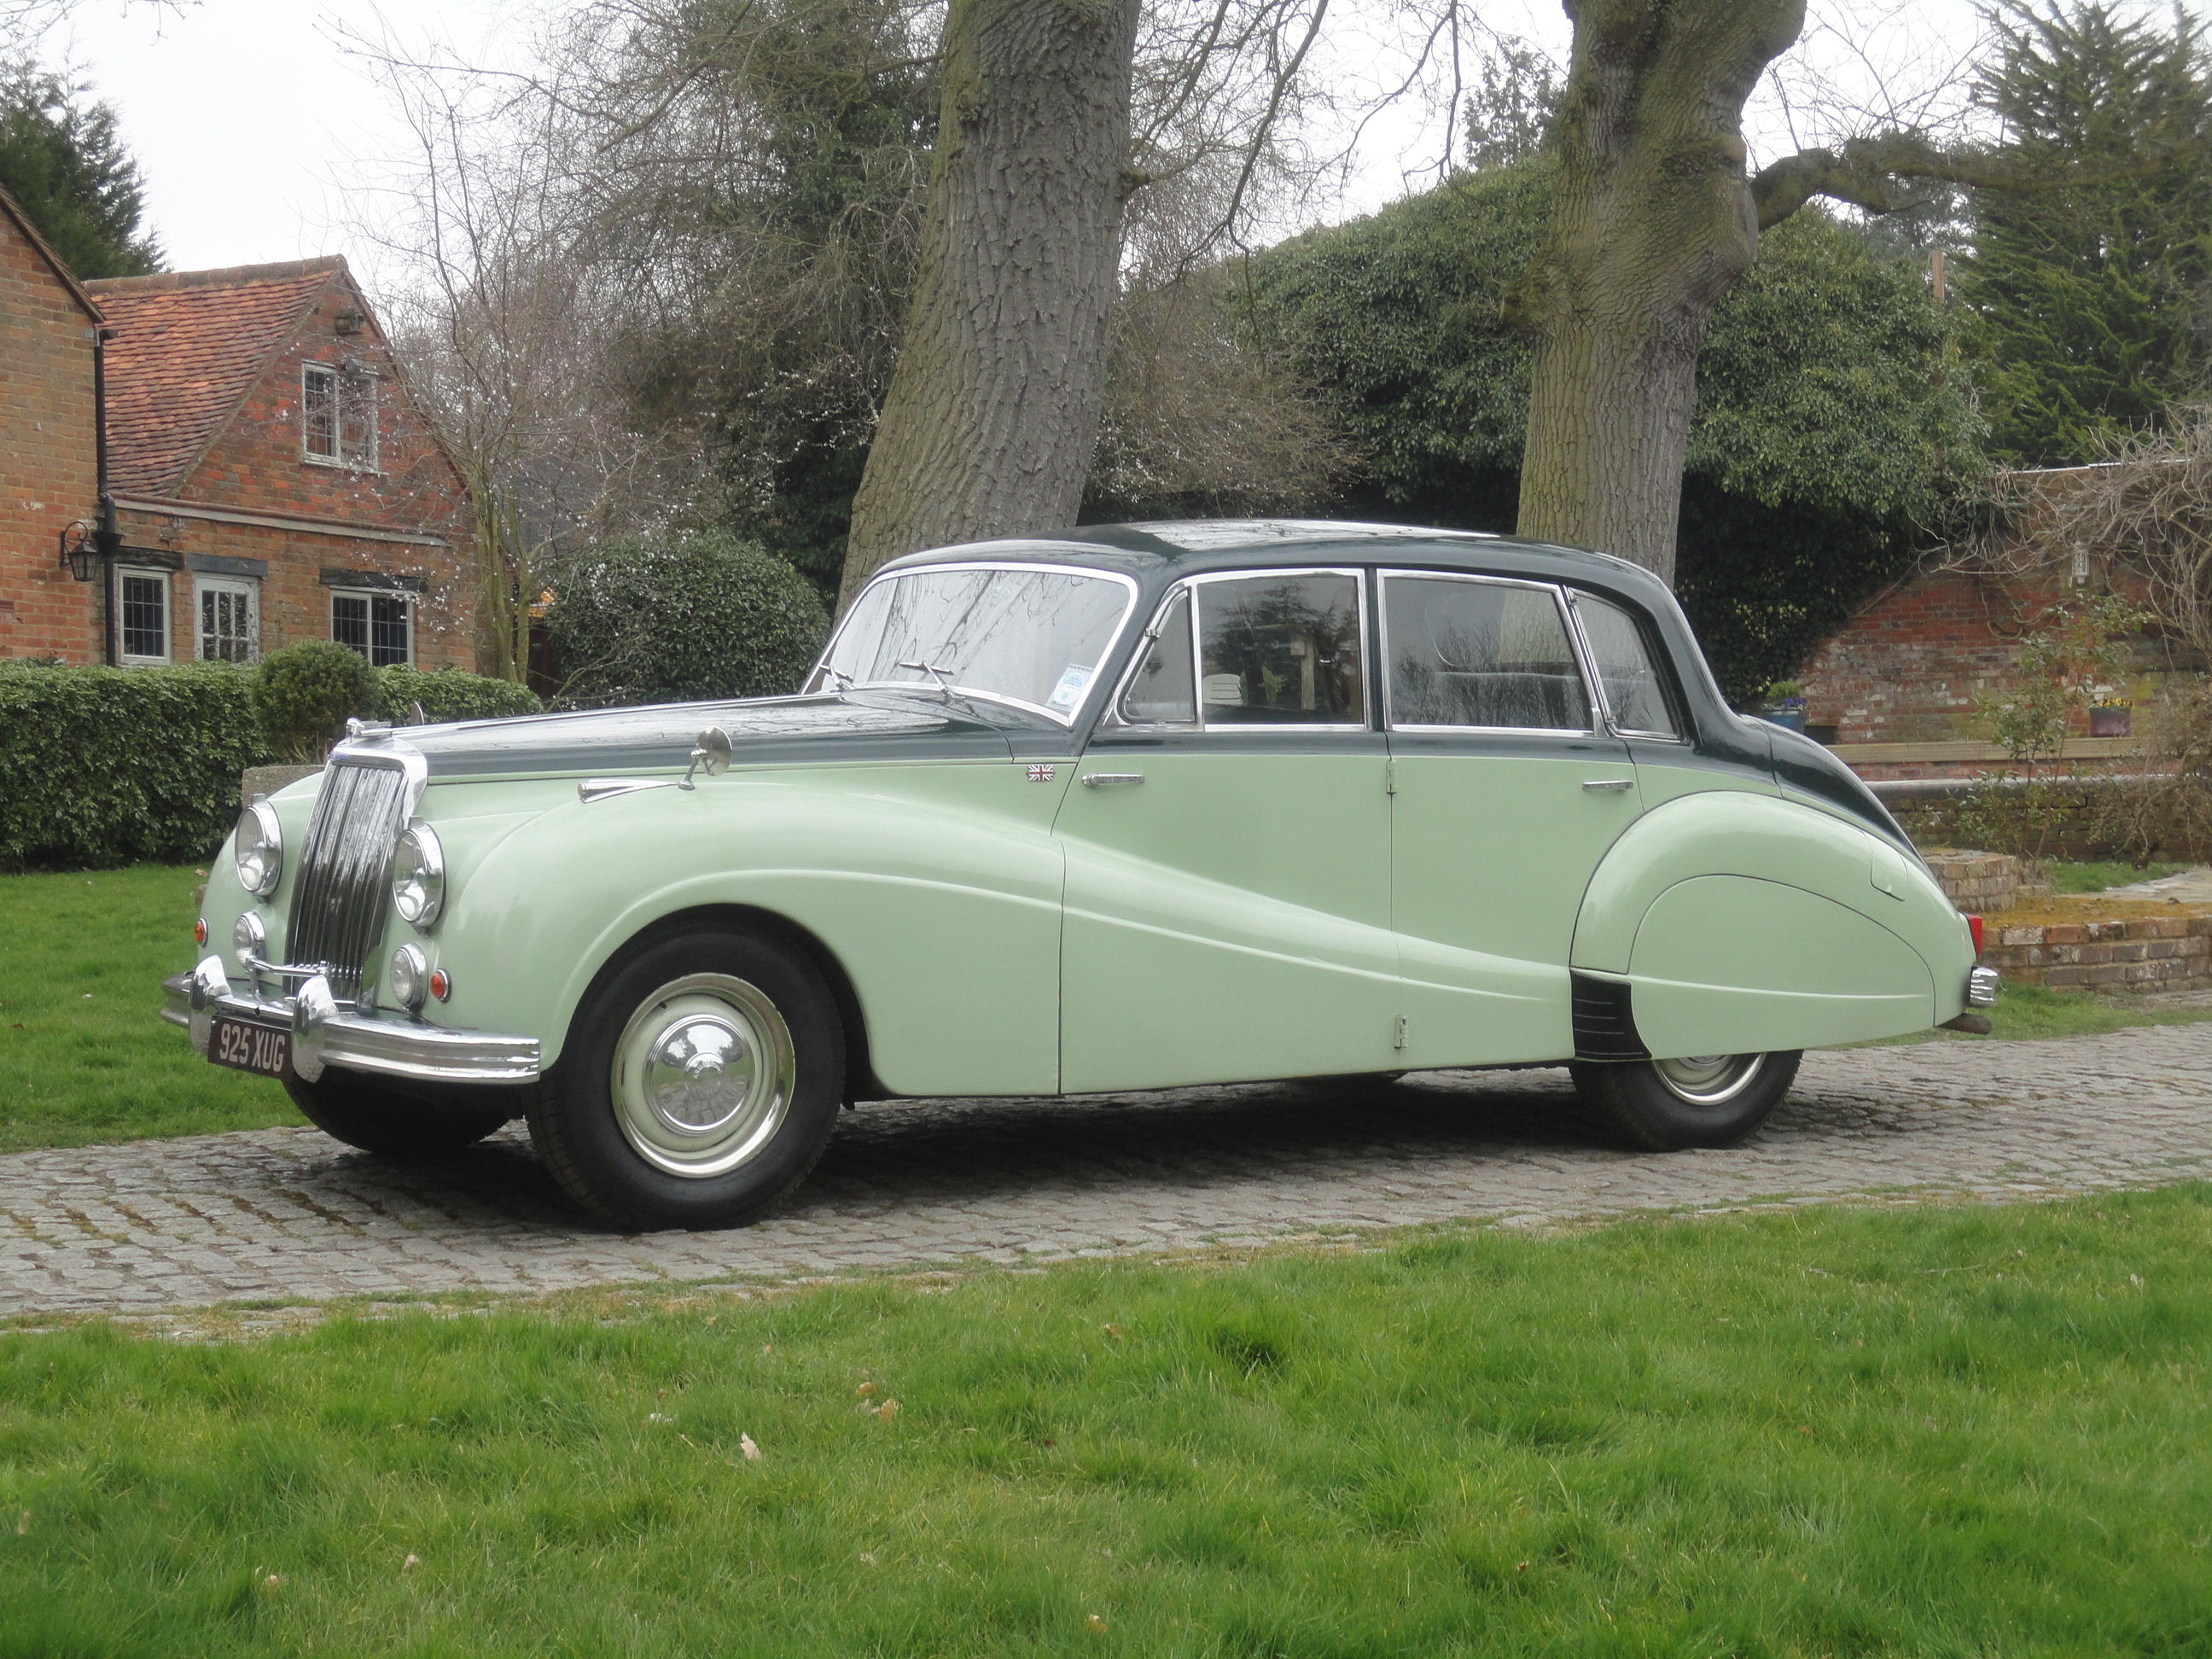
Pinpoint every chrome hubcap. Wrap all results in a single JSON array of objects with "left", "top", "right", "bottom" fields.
[
  {"left": 1650, "top": 1052, "right": 1762, "bottom": 1106},
  {"left": 610, "top": 974, "right": 795, "bottom": 1179}
]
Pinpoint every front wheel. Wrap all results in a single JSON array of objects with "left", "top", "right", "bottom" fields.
[
  {"left": 527, "top": 928, "right": 844, "bottom": 1230},
  {"left": 1569, "top": 1050, "right": 1802, "bottom": 1151}
]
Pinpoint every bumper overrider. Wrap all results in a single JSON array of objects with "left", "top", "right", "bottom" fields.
[{"left": 160, "top": 955, "right": 541, "bottom": 1085}]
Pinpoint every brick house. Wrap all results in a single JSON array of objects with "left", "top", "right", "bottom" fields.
[
  {"left": 1796, "top": 469, "right": 2180, "bottom": 780},
  {"left": 0, "top": 189, "right": 474, "bottom": 670},
  {"left": 0, "top": 186, "right": 102, "bottom": 661}
]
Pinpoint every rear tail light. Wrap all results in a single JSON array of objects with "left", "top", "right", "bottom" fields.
[{"left": 1967, "top": 913, "right": 1984, "bottom": 954}]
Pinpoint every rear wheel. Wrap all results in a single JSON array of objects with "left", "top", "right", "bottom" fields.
[
  {"left": 527, "top": 928, "right": 843, "bottom": 1230},
  {"left": 284, "top": 1068, "right": 517, "bottom": 1155},
  {"left": 1569, "top": 1050, "right": 1802, "bottom": 1151}
]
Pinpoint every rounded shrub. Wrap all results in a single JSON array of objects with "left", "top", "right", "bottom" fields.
[
  {"left": 544, "top": 530, "right": 830, "bottom": 708},
  {"left": 251, "top": 642, "right": 375, "bottom": 761}
]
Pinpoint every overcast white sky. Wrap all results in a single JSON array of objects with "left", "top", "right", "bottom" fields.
[{"left": 31, "top": 0, "right": 2023, "bottom": 281}]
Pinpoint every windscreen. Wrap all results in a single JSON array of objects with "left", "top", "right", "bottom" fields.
[{"left": 816, "top": 566, "right": 1133, "bottom": 719}]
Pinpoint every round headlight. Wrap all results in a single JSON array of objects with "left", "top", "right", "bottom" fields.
[
  {"left": 231, "top": 910, "right": 265, "bottom": 969},
  {"left": 387, "top": 941, "right": 428, "bottom": 1011},
  {"left": 235, "top": 801, "right": 282, "bottom": 897},
  {"left": 391, "top": 823, "right": 445, "bottom": 928}
]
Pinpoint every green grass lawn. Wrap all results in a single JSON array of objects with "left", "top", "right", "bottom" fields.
[
  {"left": 2046, "top": 859, "right": 2187, "bottom": 894},
  {"left": 0, "top": 864, "right": 301, "bottom": 1154},
  {"left": 6, "top": 1189, "right": 2212, "bottom": 1656}
]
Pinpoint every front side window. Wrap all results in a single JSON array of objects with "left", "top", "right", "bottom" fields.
[
  {"left": 196, "top": 577, "right": 259, "bottom": 663},
  {"left": 1383, "top": 573, "right": 1591, "bottom": 731},
  {"left": 1572, "top": 592, "right": 1681, "bottom": 737},
  {"left": 814, "top": 564, "right": 1136, "bottom": 722},
  {"left": 332, "top": 589, "right": 413, "bottom": 666},
  {"left": 1196, "top": 571, "right": 1365, "bottom": 726},
  {"left": 1117, "top": 590, "right": 1196, "bottom": 724},
  {"left": 117, "top": 567, "right": 170, "bottom": 663},
  {"left": 303, "top": 362, "right": 379, "bottom": 469}
]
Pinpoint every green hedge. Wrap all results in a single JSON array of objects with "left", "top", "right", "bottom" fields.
[
  {"left": 0, "top": 662, "right": 274, "bottom": 870},
  {"left": 0, "top": 660, "right": 544, "bottom": 871},
  {"left": 373, "top": 665, "right": 542, "bottom": 725}
]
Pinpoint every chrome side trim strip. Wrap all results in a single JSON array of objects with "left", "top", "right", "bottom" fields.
[{"left": 161, "top": 969, "right": 541, "bottom": 1084}]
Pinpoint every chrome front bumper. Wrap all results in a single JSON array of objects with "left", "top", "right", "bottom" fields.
[{"left": 160, "top": 955, "right": 541, "bottom": 1085}]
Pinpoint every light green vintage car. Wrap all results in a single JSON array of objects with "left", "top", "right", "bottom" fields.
[{"left": 166, "top": 521, "right": 1994, "bottom": 1229}]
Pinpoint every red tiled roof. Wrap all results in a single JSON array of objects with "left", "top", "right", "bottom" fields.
[{"left": 84, "top": 258, "right": 344, "bottom": 495}]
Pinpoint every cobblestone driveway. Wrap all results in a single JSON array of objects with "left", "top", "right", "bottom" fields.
[{"left": 6, "top": 1025, "right": 2212, "bottom": 1319}]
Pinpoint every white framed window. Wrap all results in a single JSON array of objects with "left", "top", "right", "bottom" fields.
[
  {"left": 195, "top": 576, "right": 260, "bottom": 663},
  {"left": 302, "top": 360, "right": 379, "bottom": 469},
  {"left": 115, "top": 565, "right": 171, "bottom": 664},
  {"left": 331, "top": 587, "right": 413, "bottom": 667}
]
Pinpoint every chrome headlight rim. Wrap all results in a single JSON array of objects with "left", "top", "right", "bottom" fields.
[
  {"left": 235, "top": 800, "right": 283, "bottom": 898},
  {"left": 392, "top": 821, "right": 445, "bottom": 928}
]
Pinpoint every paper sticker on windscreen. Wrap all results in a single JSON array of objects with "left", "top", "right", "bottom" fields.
[{"left": 1047, "top": 664, "right": 1092, "bottom": 710}]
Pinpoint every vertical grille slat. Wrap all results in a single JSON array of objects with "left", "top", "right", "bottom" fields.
[{"left": 286, "top": 761, "right": 408, "bottom": 1001}]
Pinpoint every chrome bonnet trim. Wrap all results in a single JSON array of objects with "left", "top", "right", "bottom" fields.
[{"left": 161, "top": 968, "right": 540, "bottom": 1084}]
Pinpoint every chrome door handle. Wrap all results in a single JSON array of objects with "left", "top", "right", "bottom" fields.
[
  {"left": 1581, "top": 778, "right": 1634, "bottom": 792},
  {"left": 1080, "top": 772, "right": 1144, "bottom": 788}
]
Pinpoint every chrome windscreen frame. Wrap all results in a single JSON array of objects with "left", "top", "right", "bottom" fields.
[{"left": 806, "top": 561, "right": 1143, "bottom": 727}]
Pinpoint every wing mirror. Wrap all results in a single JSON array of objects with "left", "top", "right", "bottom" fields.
[{"left": 679, "top": 725, "right": 732, "bottom": 791}]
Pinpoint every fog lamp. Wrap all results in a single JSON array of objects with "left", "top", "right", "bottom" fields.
[
  {"left": 388, "top": 942, "right": 428, "bottom": 1011},
  {"left": 231, "top": 911, "right": 265, "bottom": 969}
]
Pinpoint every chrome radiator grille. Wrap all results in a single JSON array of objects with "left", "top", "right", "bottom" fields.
[{"left": 285, "top": 760, "right": 409, "bottom": 1001}]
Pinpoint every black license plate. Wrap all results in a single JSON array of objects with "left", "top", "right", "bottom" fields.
[{"left": 210, "top": 1014, "right": 291, "bottom": 1080}]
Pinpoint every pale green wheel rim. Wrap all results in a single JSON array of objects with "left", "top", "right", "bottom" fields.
[
  {"left": 609, "top": 973, "right": 796, "bottom": 1179},
  {"left": 1650, "top": 1053, "right": 1763, "bottom": 1106}
]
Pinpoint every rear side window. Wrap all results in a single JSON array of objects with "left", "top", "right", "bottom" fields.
[
  {"left": 1573, "top": 593, "right": 1681, "bottom": 737},
  {"left": 1382, "top": 574, "right": 1592, "bottom": 731}
]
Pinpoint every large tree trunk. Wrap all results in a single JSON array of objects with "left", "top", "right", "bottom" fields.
[
  {"left": 1505, "top": 0, "right": 1806, "bottom": 585},
  {"left": 839, "top": 0, "right": 1142, "bottom": 608}
]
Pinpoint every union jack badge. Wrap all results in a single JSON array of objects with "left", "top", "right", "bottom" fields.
[{"left": 1027, "top": 764, "right": 1057, "bottom": 783}]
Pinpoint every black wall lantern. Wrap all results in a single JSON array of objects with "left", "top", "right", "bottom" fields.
[
  {"left": 57, "top": 520, "right": 98, "bottom": 582},
  {"left": 57, "top": 518, "right": 122, "bottom": 582}
]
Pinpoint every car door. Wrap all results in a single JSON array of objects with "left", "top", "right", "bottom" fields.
[
  {"left": 1382, "top": 570, "right": 1642, "bottom": 1068},
  {"left": 1056, "top": 568, "right": 1400, "bottom": 1091}
]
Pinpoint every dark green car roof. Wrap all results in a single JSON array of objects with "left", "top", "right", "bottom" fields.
[{"left": 883, "top": 519, "right": 1665, "bottom": 602}]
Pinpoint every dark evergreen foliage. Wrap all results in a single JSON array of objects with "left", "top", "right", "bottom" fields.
[
  {"left": 1244, "top": 164, "right": 1986, "bottom": 702},
  {"left": 619, "top": 0, "right": 935, "bottom": 602},
  {"left": 1959, "top": 1, "right": 2212, "bottom": 466},
  {"left": 0, "top": 64, "right": 160, "bottom": 279},
  {"left": 544, "top": 530, "right": 830, "bottom": 707}
]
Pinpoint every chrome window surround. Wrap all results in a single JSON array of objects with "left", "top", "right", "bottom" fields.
[
  {"left": 1377, "top": 570, "right": 1600, "bottom": 739},
  {"left": 808, "top": 561, "right": 1142, "bottom": 727},
  {"left": 1560, "top": 587, "right": 1688, "bottom": 744},
  {"left": 1103, "top": 567, "right": 1373, "bottom": 733}
]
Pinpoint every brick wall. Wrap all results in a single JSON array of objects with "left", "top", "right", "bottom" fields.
[
  {"left": 1984, "top": 914, "right": 2212, "bottom": 994},
  {"left": 0, "top": 212, "right": 101, "bottom": 663},
  {"left": 1799, "top": 568, "right": 2175, "bottom": 748}
]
